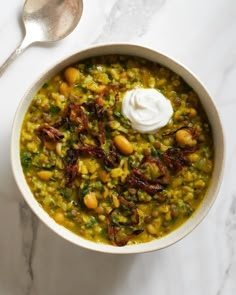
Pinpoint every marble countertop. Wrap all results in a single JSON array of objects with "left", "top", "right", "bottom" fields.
[{"left": 0, "top": 0, "right": 235, "bottom": 294}]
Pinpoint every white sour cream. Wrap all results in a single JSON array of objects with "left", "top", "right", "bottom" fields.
[{"left": 122, "top": 88, "right": 173, "bottom": 134}]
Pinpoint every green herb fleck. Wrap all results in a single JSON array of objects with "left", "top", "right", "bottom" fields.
[
  {"left": 49, "top": 104, "right": 61, "bottom": 115},
  {"left": 80, "top": 181, "right": 90, "bottom": 198},
  {"left": 100, "top": 228, "right": 108, "bottom": 239},
  {"left": 75, "top": 84, "right": 88, "bottom": 93},
  {"left": 84, "top": 64, "right": 94, "bottom": 73},
  {"left": 42, "top": 82, "right": 49, "bottom": 89},
  {"left": 21, "top": 151, "right": 33, "bottom": 169},
  {"left": 60, "top": 188, "right": 73, "bottom": 201},
  {"left": 114, "top": 111, "right": 121, "bottom": 118},
  {"left": 185, "top": 207, "right": 194, "bottom": 217},
  {"left": 85, "top": 216, "right": 97, "bottom": 229}
]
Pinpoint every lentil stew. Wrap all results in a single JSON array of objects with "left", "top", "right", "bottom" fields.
[{"left": 20, "top": 55, "right": 213, "bottom": 246}]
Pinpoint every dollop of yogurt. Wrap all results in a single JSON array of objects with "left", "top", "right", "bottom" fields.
[{"left": 122, "top": 88, "right": 173, "bottom": 133}]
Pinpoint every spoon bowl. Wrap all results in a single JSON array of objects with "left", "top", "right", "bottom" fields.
[
  {"left": 23, "top": 0, "right": 83, "bottom": 43},
  {"left": 0, "top": 0, "right": 83, "bottom": 77}
]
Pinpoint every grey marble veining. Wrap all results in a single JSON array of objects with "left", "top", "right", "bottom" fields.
[
  {"left": 94, "top": 0, "right": 166, "bottom": 42},
  {"left": 19, "top": 201, "right": 38, "bottom": 295},
  {"left": 0, "top": 0, "right": 236, "bottom": 294},
  {"left": 216, "top": 195, "right": 236, "bottom": 294}
]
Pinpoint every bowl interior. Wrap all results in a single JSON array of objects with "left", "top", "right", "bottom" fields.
[{"left": 11, "top": 44, "right": 224, "bottom": 254}]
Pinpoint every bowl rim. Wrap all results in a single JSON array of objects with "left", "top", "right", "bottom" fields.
[{"left": 11, "top": 42, "right": 225, "bottom": 254}]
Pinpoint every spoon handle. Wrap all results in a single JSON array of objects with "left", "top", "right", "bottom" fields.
[{"left": 0, "top": 35, "right": 31, "bottom": 78}]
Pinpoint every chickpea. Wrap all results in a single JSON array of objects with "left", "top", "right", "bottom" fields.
[
  {"left": 88, "top": 83, "right": 106, "bottom": 94},
  {"left": 54, "top": 212, "right": 65, "bottom": 223},
  {"left": 174, "top": 110, "right": 185, "bottom": 121},
  {"left": 56, "top": 142, "right": 62, "bottom": 156},
  {"left": 98, "top": 215, "right": 106, "bottom": 222},
  {"left": 188, "top": 153, "right": 199, "bottom": 163},
  {"left": 111, "top": 168, "right": 123, "bottom": 178},
  {"left": 114, "top": 135, "right": 134, "bottom": 155},
  {"left": 37, "top": 170, "right": 53, "bottom": 181},
  {"left": 184, "top": 192, "right": 194, "bottom": 202},
  {"left": 84, "top": 192, "right": 98, "bottom": 209},
  {"left": 59, "top": 82, "right": 70, "bottom": 95},
  {"left": 163, "top": 137, "right": 174, "bottom": 146},
  {"left": 65, "top": 220, "right": 75, "bottom": 228},
  {"left": 172, "top": 177, "right": 183, "bottom": 188},
  {"left": 108, "top": 120, "right": 120, "bottom": 130},
  {"left": 99, "top": 169, "right": 110, "bottom": 183},
  {"left": 146, "top": 224, "right": 157, "bottom": 235},
  {"left": 159, "top": 204, "right": 169, "bottom": 213},
  {"left": 188, "top": 108, "right": 197, "bottom": 117},
  {"left": 160, "top": 144, "right": 168, "bottom": 152},
  {"left": 64, "top": 67, "right": 80, "bottom": 84},
  {"left": 194, "top": 179, "right": 206, "bottom": 189},
  {"left": 175, "top": 129, "right": 197, "bottom": 147},
  {"left": 201, "top": 159, "right": 212, "bottom": 173}
]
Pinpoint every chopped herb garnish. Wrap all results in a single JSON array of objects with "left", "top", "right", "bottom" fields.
[
  {"left": 114, "top": 111, "right": 121, "bottom": 118},
  {"left": 60, "top": 188, "right": 73, "bottom": 201},
  {"left": 79, "top": 180, "right": 90, "bottom": 205},
  {"left": 85, "top": 216, "right": 97, "bottom": 229},
  {"left": 42, "top": 82, "right": 49, "bottom": 89},
  {"left": 84, "top": 64, "right": 94, "bottom": 73},
  {"left": 75, "top": 84, "right": 88, "bottom": 93},
  {"left": 21, "top": 151, "right": 33, "bottom": 169},
  {"left": 49, "top": 105, "right": 61, "bottom": 115}
]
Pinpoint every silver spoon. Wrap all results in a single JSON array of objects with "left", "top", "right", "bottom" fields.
[{"left": 0, "top": 0, "right": 83, "bottom": 77}]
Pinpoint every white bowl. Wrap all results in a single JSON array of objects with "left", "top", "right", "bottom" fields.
[{"left": 11, "top": 43, "right": 224, "bottom": 254}]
